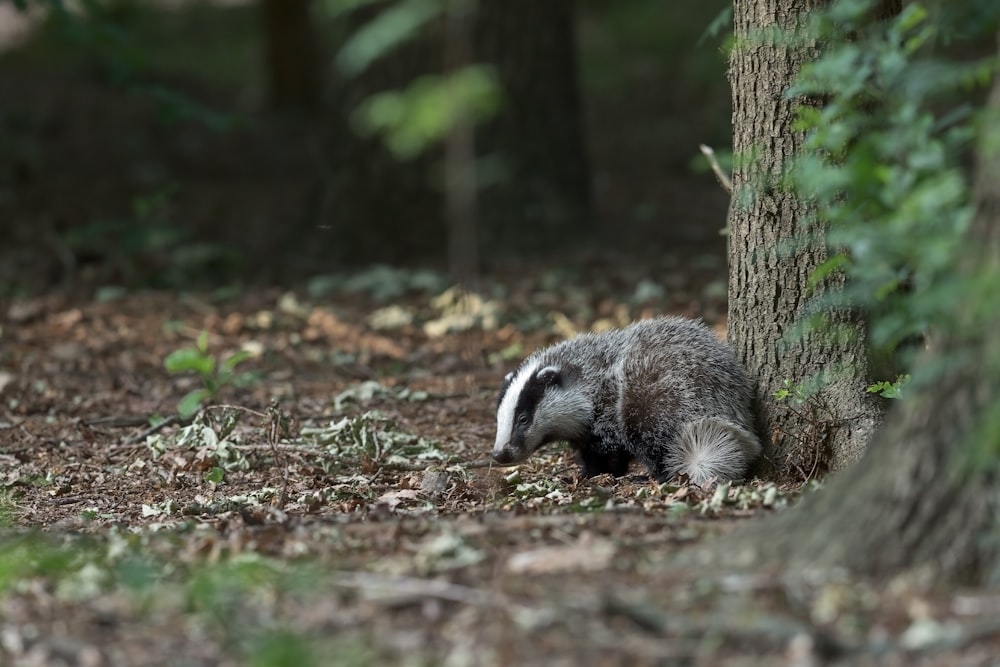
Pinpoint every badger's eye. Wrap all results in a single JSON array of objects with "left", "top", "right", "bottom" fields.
[{"left": 516, "top": 413, "right": 529, "bottom": 427}]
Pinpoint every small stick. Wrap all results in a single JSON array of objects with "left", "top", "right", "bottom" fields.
[
  {"left": 119, "top": 415, "right": 180, "bottom": 447},
  {"left": 699, "top": 144, "right": 733, "bottom": 195}
]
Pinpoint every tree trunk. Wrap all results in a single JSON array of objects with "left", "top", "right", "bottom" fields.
[
  {"left": 475, "top": 0, "right": 592, "bottom": 254},
  {"left": 301, "top": 1, "right": 590, "bottom": 267},
  {"left": 262, "top": 0, "right": 321, "bottom": 111},
  {"left": 709, "top": 30, "right": 1000, "bottom": 583},
  {"left": 726, "top": 0, "right": 883, "bottom": 478},
  {"left": 444, "top": 0, "right": 479, "bottom": 286}
]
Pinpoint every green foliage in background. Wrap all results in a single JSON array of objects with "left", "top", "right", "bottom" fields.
[
  {"left": 307, "top": 264, "right": 449, "bottom": 301},
  {"left": 353, "top": 65, "right": 501, "bottom": 159},
  {"left": 332, "top": 0, "right": 442, "bottom": 76},
  {"left": 332, "top": 0, "right": 502, "bottom": 160},
  {"left": 791, "top": 0, "right": 1000, "bottom": 373},
  {"left": 63, "top": 189, "right": 242, "bottom": 290},
  {"left": 8, "top": 0, "right": 242, "bottom": 129}
]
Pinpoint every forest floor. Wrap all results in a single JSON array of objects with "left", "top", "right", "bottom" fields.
[
  {"left": 2, "top": 3, "right": 999, "bottom": 664},
  {"left": 3, "top": 266, "right": 1000, "bottom": 667}
]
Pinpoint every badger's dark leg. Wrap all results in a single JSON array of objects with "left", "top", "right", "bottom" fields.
[{"left": 574, "top": 446, "right": 633, "bottom": 477}]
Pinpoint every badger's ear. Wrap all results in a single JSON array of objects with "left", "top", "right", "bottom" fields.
[{"left": 536, "top": 366, "right": 562, "bottom": 387}]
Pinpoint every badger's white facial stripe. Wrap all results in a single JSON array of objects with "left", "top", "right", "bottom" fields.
[{"left": 494, "top": 359, "right": 540, "bottom": 453}]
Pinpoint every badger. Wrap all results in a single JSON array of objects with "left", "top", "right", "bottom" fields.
[{"left": 492, "top": 317, "right": 762, "bottom": 485}]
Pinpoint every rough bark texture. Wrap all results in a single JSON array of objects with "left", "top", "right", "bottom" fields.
[
  {"left": 475, "top": 0, "right": 592, "bottom": 254},
  {"left": 707, "top": 31, "right": 1000, "bottom": 582},
  {"left": 726, "top": 0, "right": 883, "bottom": 477}
]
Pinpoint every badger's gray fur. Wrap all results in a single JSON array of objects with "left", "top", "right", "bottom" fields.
[{"left": 492, "top": 317, "right": 762, "bottom": 485}]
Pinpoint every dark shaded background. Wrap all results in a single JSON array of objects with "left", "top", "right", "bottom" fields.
[{"left": 0, "top": 0, "right": 732, "bottom": 293}]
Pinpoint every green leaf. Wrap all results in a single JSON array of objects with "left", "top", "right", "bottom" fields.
[
  {"left": 204, "top": 467, "right": 225, "bottom": 484},
  {"left": 354, "top": 66, "right": 501, "bottom": 159},
  {"left": 177, "top": 389, "right": 211, "bottom": 420},
  {"left": 866, "top": 374, "right": 910, "bottom": 399},
  {"left": 164, "top": 348, "right": 215, "bottom": 377},
  {"left": 249, "top": 629, "right": 318, "bottom": 667},
  {"left": 808, "top": 254, "right": 850, "bottom": 288},
  {"left": 220, "top": 350, "right": 251, "bottom": 375},
  {"left": 196, "top": 330, "right": 210, "bottom": 353},
  {"left": 698, "top": 6, "right": 732, "bottom": 45},
  {"left": 336, "top": 0, "right": 440, "bottom": 76}
]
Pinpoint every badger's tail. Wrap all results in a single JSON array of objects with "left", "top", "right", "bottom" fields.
[{"left": 664, "top": 417, "right": 762, "bottom": 485}]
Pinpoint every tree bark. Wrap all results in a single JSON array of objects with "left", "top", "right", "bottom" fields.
[
  {"left": 707, "top": 29, "right": 1000, "bottom": 583},
  {"left": 726, "top": 0, "right": 883, "bottom": 477}
]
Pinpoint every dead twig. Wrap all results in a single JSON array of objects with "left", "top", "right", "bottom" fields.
[
  {"left": 374, "top": 458, "right": 497, "bottom": 472},
  {"left": 85, "top": 416, "right": 151, "bottom": 428},
  {"left": 115, "top": 405, "right": 264, "bottom": 449},
  {"left": 203, "top": 404, "right": 268, "bottom": 419},
  {"left": 266, "top": 401, "right": 293, "bottom": 508},
  {"left": 699, "top": 144, "right": 733, "bottom": 195},
  {"left": 119, "top": 415, "right": 180, "bottom": 447}
]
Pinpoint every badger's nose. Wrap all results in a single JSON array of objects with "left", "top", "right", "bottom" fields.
[{"left": 492, "top": 448, "right": 514, "bottom": 464}]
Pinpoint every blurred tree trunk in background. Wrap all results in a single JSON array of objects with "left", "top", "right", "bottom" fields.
[
  {"left": 726, "top": 0, "right": 883, "bottom": 478},
  {"left": 445, "top": 0, "right": 479, "bottom": 286},
  {"left": 875, "top": 0, "right": 902, "bottom": 21},
  {"left": 308, "top": 0, "right": 592, "bottom": 268},
  {"left": 475, "top": 0, "right": 592, "bottom": 254},
  {"left": 262, "top": 0, "right": 321, "bottom": 111}
]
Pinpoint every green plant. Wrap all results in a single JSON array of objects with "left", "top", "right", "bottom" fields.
[
  {"left": 866, "top": 375, "right": 911, "bottom": 399},
  {"left": 163, "top": 331, "right": 256, "bottom": 418},
  {"left": 249, "top": 630, "right": 318, "bottom": 667},
  {"left": 11, "top": 0, "right": 241, "bottom": 129},
  {"left": 307, "top": 264, "right": 448, "bottom": 302},
  {"left": 791, "top": 0, "right": 1000, "bottom": 374},
  {"left": 63, "top": 189, "right": 243, "bottom": 289},
  {"left": 773, "top": 379, "right": 808, "bottom": 404},
  {"left": 0, "top": 490, "right": 18, "bottom": 527},
  {"left": 330, "top": 0, "right": 503, "bottom": 160},
  {"left": 352, "top": 66, "right": 501, "bottom": 159}
]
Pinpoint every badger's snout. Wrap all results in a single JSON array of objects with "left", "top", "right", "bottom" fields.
[
  {"left": 492, "top": 447, "right": 516, "bottom": 464},
  {"left": 492, "top": 438, "right": 529, "bottom": 465}
]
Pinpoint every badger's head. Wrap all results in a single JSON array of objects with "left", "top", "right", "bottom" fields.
[{"left": 492, "top": 361, "right": 593, "bottom": 464}]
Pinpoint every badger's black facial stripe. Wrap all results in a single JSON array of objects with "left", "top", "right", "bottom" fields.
[{"left": 512, "top": 370, "right": 549, "bottom": 429}]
